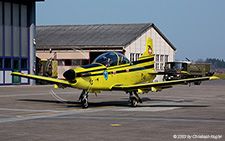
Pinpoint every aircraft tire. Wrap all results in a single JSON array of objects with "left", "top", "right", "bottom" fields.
[
  {"left": 130, "top": 97, "right": 138, "bottom": 107},
  {"left": 81, "top": 97, "right": 88, "bottom": 108},
  {"left": 194, "top": 81, "right": 202, "bottom": 85}
]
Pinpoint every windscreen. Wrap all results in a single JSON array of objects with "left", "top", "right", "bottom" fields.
[
  {"left": 165, "top": 62, "right": 187, "bottom": 71},
  {"left": 92, "top": 52, "right": 118, "bottom": 67},
  {"left": 92, "top": 52, "right": 130, "bottom": 67}
]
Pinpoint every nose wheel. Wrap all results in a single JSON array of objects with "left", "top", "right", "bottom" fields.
[
  {"left": 130, "top": 96, "right": 138, "bottom": 107},
  {"left": 79, "top": 90, "right": 89, "bottom": 108},
  {"left": 129, "top": 91, "right": 142, "bottom": 107}
]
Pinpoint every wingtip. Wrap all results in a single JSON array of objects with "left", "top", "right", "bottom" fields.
[
  {"left": 10, "top": 72, "right": 17, "bottom": 75},
  {"left": 209, "top": 76, "right": 220, "bottom": 80}
]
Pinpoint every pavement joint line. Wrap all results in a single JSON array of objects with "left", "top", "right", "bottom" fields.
[
  {"left": 53, "top": 116, "right": 225, "bottom": 123},
  {"left": 0, "top": 106, "right": 121, "bottom": 123},
  {"left": 16, "top": 111, "right": 61, "bottom": 117},
  {"left": 0, "top": 92, "right": 74, "bottom": 97},
  {"left": 0, "top": 108, "right": 57, "bottom": 112}
]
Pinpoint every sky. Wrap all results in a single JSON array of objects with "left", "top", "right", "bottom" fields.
[{"left": 36, "top": 0, "right": 225, "bottom": 61}]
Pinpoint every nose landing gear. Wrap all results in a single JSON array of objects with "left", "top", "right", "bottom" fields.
[
  {"left": 129, "top": 91, "right": 142, "bottom": 107},
  {"left": 79, "top": 90, "right": 89, "bottom": 108}
]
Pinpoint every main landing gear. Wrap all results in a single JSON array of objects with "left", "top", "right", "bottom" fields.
[
  {"left": 79, "top": 90, "right": 89, "bottom": 108},
  {"left": 78, "top": 90, "right": 142, "bottom": 108},
  {"left": 129, "top": 91, "right": 142, "bottom": 107}
]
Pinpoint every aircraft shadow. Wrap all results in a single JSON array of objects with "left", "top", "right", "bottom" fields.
[
  {"left": 18, "top": 98, "right": 208, "bottom": 108},
  {"left": 138, "top": 105, "right": 208, "bottom": 108}
]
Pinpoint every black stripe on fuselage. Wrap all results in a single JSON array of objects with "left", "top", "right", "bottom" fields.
[
  {"left": 77, "top": 64, "right": 154, "bottom": 77},
  {"left": 144, "top": 64, "right": 154, "bottom": 69},
  {"left": 133, "top": 57, "right": 154, "bottom": 65}
]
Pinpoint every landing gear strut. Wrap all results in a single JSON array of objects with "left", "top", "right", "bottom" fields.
[
  {"left": 129, "top": 91, "right": 142, "bottom": 107},
  {"left": 79, "top": 90, "right": 89, "bottom": 108}
]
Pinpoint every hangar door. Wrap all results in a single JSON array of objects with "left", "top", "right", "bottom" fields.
[{"left": 89, "top": 52, "right": 106, "bottom": 63}]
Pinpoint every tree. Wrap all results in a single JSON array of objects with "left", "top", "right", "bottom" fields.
[{"left": 204, "top": 58, "right": 225, "bottom": 68}]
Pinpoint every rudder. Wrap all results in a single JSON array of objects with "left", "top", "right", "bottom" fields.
[
  {"left": 139, "top": 37, "right": 154, "bottom": 59},
  {"left": 133, "top": 37, "right": 154, "bottom": 70}
]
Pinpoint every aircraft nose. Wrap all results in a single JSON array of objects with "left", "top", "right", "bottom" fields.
[{"left": 63, "top": 69, "right": 75, "bottom": 81}]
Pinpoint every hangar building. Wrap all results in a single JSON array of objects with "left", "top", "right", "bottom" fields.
[
  {"left": 36, "top": 23, "right": 177, "bottom": 81},
  {"left": 0, "top": 0, "right": 44, "bottom": 85}
]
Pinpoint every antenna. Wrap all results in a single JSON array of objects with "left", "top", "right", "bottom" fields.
[{"left": 185, "top": 57, "right": 190, "bottom": 61}]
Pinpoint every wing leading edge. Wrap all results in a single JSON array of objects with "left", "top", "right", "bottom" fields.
[
  {"left": 111, "top": 76, "right": 219, "bottom": 92},
  {"left": 10, "top": 72, "right": 75, "bottom": 88}
]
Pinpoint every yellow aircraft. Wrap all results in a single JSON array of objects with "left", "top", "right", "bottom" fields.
[{"left": 11, "top": 37, "right": 219, "bottom": 108}]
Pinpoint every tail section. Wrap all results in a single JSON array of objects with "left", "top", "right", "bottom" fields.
[
  {"left": 133, "top": 37, "right": 154, "bottom": 69},
  {"left": 139, "top": 37, "right": 154, "bottom": 59}
]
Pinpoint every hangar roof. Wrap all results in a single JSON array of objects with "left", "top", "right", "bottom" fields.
[{"left": 36, "top": 23, "right": 176, "bottom": 51}]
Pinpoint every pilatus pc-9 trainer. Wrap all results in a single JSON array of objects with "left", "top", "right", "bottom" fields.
[{"left": 11, "top": 38, "right": 218, "bottom": 108}]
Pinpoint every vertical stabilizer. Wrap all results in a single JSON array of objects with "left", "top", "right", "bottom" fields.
[
  {"left": 133, "top": 37, "right": 154, "bottom": 69},
  {"left": 139, "top": 37, "right": 153, "bottom": 59}
]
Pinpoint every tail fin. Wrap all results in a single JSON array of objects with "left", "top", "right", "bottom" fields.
[
  {"left": 139, "top": 37, "right": 154, "bottom": 59},
  {"left": 133, "top": 37, "right": 154, "bottom": 69}
]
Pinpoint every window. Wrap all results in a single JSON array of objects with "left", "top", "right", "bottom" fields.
[
  {"left": 57, "top": 60, "right": 64, "bottom": 66},
  {"left": 58, "top": 59, "right": 89, "bottom": 66},
  {"left": 21, "top": 59, "right": 27, "bottom": 69},
  {"left": 65, "top": 60, "right": 72, "bottom": 66},
  {"left": 92, "top": 52, "right": 118, "bottom": 67},
  {"left": 136, "top": 54, "right": 140, "bottom": 61},
  {"left": 0, "top": 58, "right": 3, "bottom": 69},
  {"left": 130, "top": 53, "right": 135, "bottom": 62},
  {"left": 82, "top": 60, "right": 89, "bottom": 65},
  {"left": 4, "top": 2, "right": 11, "bottom": 57},
  {"left": 156, "top": 54, "right": 159, "bottom": 62},
  {"left": 160, "top": 55, "right": 164, "bottom": 62},
  {"left": 118, "top": 53, "right": 130, "bottom": 65},
  {"left": 160, "top": 63, "right": 164, "bottom": 70},
  {"left": 165, "top": 55, "right": 168, "bottom": 62},
  {"left": 13, "top": 4, "right": 20, "bottom": 57},
  {"left": 73, "top": 60, "right": 80, "bottom": 66},
  {"left": 0, "top": 2, "right": 3, "bottom": 56},
  {"left": 21, "top": 4, "right": 28, "bottom": 57},
  {"left": 5, "top": 58, "right": 11, "bottom": 69},
  {"left": 156, "top": 63, "right": 159, "bottom": 70},
  {"left": 13, "top": 59, "right": 19, "bottom": 69}
]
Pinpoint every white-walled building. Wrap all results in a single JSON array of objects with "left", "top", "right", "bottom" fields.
[{"left": 36, "top": 23, "right": 176, "bottom": 81}]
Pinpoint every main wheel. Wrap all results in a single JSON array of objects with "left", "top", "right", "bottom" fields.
[
  {"left": 130, "top": 97, "right": 138, "bottom": 107},
  {"left": 81, "top": 97, "right": 88, "bottom": 108},
  {"left": 194, "top": 81, "right": 202, "bottom": 85}
]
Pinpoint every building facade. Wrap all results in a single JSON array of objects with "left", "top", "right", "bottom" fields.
[
  {"left": 0, "top": 0, "right": 43, "bottom": 85},
  {"left": 36, "top": 23, "right": 177, "bottom": 81}
]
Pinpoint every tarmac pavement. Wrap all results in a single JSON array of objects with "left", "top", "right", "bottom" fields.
[{"left": 0, "top": 80, "right": 225, "bottom": 141}]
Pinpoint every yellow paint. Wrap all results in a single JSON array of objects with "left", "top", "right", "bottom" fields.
[
  {"left": 181, "top": 71, "right": 191, "bottom": 75},
  {"left": 138, "top": 89, "right": 149, "bottom": 93},
  {"left": 10, "top": 37, "right": 218, "bottom": 95},
  {"left": 139, "top": 37, "right": 153, "bottom": 59},
  {"left": 110, "top": 124, "right": 121, "bottom": 127},
  {"left": 54, "top": 84, "right": 59, "bottom": 88},
  {"left": 209, "top": 76, "right": 219, "bottom": 80}
]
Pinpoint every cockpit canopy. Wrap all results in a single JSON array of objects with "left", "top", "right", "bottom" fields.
[{"left": 92, "top": 52, "right": 130, "bottom": 67}]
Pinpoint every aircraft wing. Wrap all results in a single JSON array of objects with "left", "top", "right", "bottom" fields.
[
  {"left": 10, "top": 72, "right": 74, "bottom": 88},
  {"left": 111, "top": 76, "right": 219, "bottom": 92}
]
